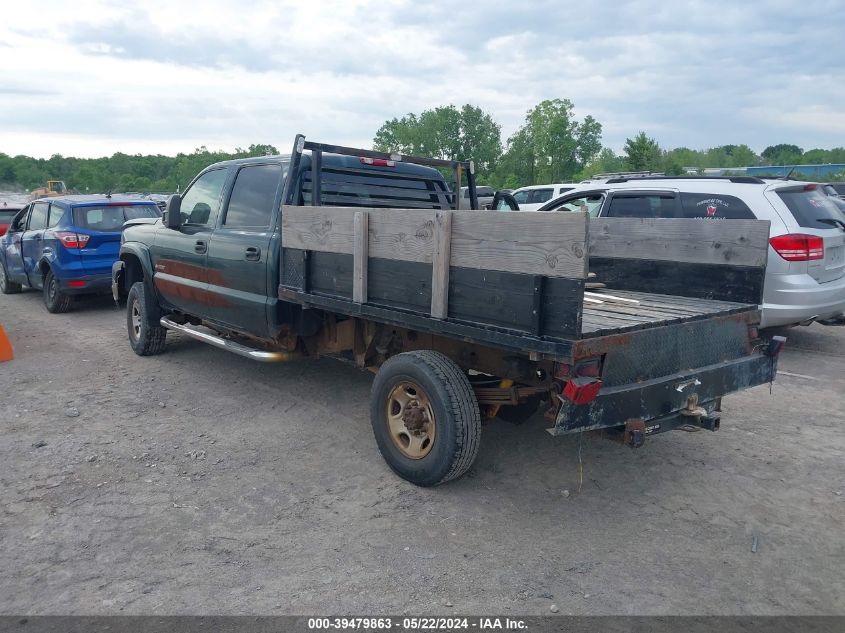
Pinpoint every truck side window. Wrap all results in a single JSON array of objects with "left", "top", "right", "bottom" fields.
[
  {"left": 28, "top": 202, "right": 49, "bottom": 230},
  {"left": 180, "top": 169, "right": 227, "bottom": 227},
  {"left": 223, "top": 164, "right": 281, "bottom": 228}
]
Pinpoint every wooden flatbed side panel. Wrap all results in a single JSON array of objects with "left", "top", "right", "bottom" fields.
[
  {"left": 451, "top": 210, "right": 588, "bottom": 279},
  {"left": 282, "top": 205, "right": 589, "bottom": 278},
  {"left": 589, "top": 217, "right": 770, "bottom": 267}
]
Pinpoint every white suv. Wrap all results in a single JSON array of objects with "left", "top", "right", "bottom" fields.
[
  {"left": 536, "top": 176, "right": 845, "bottom": 329},
  {"left": 511, "top": 183, "right": 580, "bottom": 211}
]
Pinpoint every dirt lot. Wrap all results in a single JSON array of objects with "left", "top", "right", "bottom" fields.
[{"left": 0, "top": 289, "right": 843, "bottom": 615}]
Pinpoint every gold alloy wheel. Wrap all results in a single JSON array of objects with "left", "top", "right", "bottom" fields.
[{"left": 386, "top": 381, "right": 436, "bottom": 459}]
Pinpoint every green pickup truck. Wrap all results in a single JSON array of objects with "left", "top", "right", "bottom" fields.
[{"left": 113, "top": 135, "right": 783, "bottom": 486}]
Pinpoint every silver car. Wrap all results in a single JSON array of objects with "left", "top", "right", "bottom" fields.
[{"left": 536, "top": 177, "right": 845, "bottom": 328}]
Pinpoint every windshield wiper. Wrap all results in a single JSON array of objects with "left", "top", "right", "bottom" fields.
[{"left": 817, "top": 218, "right": 845, "bottom": 231}]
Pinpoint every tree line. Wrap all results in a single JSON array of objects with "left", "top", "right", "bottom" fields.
[
  {"left": 374, "top": 102, "right": 845, "bottom": 186},
  {"left": 2, "top": 101, "right": 844, "bottom": 193}
]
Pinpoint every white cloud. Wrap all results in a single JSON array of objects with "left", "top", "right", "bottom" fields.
[{"left": 0, "top": 0, "right": 843, "bottom": 158}]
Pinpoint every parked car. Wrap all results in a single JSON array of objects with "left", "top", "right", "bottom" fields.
[
  {"left": 460, "top": 185, "right": 495, "bottom": 209},
  {"left": 0, "top": 195, "right": 160, "bottom": 312},
  {"left": 0, "top": 204, "right": 22, "bottom": 237},
  {"left": 530, "top": 176, "right": 845, "bottom": 329},
  {"left": 511, "top": 183, "right": 580, "bottom": 211}
]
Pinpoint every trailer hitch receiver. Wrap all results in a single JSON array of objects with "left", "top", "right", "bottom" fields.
[{"left": 624, "top": 419, "right": 646, "bottom": 448}]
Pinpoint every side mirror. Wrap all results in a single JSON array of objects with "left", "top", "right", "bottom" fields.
[
  {"left": 164, "top": 194, "right": 182, "bottom": 229},
  {"left": 491, "top": 191, "right": 519, "bottom": 211}
]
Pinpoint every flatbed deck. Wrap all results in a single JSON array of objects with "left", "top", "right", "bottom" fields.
[{"left": 581, "top": 290, "right": 752, "bottom": 336}]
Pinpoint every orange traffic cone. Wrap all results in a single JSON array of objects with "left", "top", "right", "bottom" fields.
[{"left": 0, "top": 324, "right": 13, "bottom": 362}]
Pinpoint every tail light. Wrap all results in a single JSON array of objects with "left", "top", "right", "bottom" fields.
[
  {"left": 555, "top": 357, "right": 604, "bottom": 405},
  {"left": 0, "top": 224, "right": 8, "bottom": 237},
  {"left": 554, "top": 357, "right": 603, "bottom": 380},
  {"left": 55, "top": 231, "right": 90, "bottom": 249},
  {"left": 769, "top": 234, "right": 824, "bottom": 261},
  {"left": 360, "top": 157, "right": 396, "bottom": 167}
]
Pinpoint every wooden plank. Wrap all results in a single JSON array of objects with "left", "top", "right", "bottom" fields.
[
  {"left": 308, "top": 251, "right": 352, "bottom": 299},
  {"left": 589, "top": 257, "right": 766, "bottom": 305},
  {"left": 451, "top": 210, "right": 589, "bottom": 279},
  {"left": 430, "top": 211, "right": 452, "bottom": 319},
  {"left": 283, "top": 205, "right": 590, "bottom": 279},
  {"left": 589, "top": 218, "right": 770, "bottom": 267},
  {"left": 282, "top": 206, "right": 357, "bottom": 255},
  {"left": 353, "top": 211, "right": 368, "bottom": 304},
  {"left": 368, "top": 258, "right": 431, "bottom": 313}
]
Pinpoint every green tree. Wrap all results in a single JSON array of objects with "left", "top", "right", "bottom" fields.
[
  {"left": 373, "top": 104, "right": 502, "bottom": 179},
  {"left": 624, "top": 132, "right": 662, "bottom": 171},
  {"left": 761, "top": 144, "right": 803, "bottom": 165}
]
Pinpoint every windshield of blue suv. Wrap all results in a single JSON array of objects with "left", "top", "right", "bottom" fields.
[
  {"left": 776, "top": 186, "right": 845, "bottom": 229},
  {"left": 72, "top": 204, "right": 159, "bottom": 231}
]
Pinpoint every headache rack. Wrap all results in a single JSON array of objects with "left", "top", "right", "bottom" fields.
[{"left": 280, "top": 134, "right": 479, "bottom": 211}]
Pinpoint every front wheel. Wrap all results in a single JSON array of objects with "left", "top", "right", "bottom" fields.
[
  {"left": 370, "top": 350, "right": 481, "bottom": 486},
  {"left": 126, "top": 281, "right": 167, "bottom": 356},
  {"left": 43, "top": 269, "right": 72, "bottom": 313}
]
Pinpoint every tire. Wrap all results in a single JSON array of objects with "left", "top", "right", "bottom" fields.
[
  {"left": 43, "top": 269, "right": 72, "bottom": 313},
  {"left": 370, "top": 350, "right": 481, "bottom": 486},
  {"left": 0, "top": 259, "right": 22, "bottom": 294},
  {"left": 126, "top": 281, "right": 167, "bottom": 356}
]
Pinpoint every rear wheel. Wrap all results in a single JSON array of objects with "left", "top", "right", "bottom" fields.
[
  {"left": 0, "top": 259, "right": 22, "bottom": 294},
  {"left": 43, "top": 269, "right": 72, "bottom": 313},
  {"left": 126, "top": 281, "right": 167, "bottom": 356},
  {"left": 370, "top": 350, "right": 481, "bottom": 486}
]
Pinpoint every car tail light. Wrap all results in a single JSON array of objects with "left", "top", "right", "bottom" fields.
[
  {"left": 55, "top": 231, "right": 90, "bottom": 249},
  {"left": 360, "top": 157, "right": 396, "bottom": 167},
  {"left": 769, "top": 234, "right": 824, "bottom": 261},
  {"left": 67, "top": 280, "right": 87, "bottom": 288},
  {"left": 0, "top": 224, "right": 8, "bottom": 237}
]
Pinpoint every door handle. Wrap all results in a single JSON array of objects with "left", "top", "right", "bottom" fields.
[
  {"left": 244, "top": 246, "right": 261, "bottom": 261},
  {"left": 194, "top": 240, "right": 207, "bottom": 254}
]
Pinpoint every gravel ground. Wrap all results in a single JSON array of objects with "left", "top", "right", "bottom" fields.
[{"left": 0, "top": 289, "right": 843, "bottom": 615}]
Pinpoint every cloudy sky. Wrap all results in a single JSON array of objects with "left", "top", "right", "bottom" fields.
[{"left": 1, "top": 0, "right": 843, "bottom": 159}]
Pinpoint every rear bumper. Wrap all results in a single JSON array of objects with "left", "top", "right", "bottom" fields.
[
  {"left": 550, "top": 353, "right": 777, "bottom": 435},
  {"left": 762, "top": 272, "right": 845, "bottom": 327},
  {"left": 58, "top": 273, "right": 112, "bottom": 295}
]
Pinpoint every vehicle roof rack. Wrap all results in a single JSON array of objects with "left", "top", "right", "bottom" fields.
[{"left": 604, "top": 175, "right": 766, "bottom": 185}]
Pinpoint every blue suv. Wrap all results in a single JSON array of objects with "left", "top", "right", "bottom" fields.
[{"left": 0, "top": 195, "right": 160, "bottom": 312}]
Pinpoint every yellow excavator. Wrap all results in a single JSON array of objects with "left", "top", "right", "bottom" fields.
[{"left": 29, "top": 180, "right": 69, "bottom": 200}]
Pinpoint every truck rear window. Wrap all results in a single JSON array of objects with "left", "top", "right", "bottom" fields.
[
  {"left": 301, "top": 167, "right": 452, "bottom": 209},
  {"left": 73, "top": 204, "right": 159, "bottom": 231},
  {"left": 776, "top": 187, "right": 845, "bottom": 229}
]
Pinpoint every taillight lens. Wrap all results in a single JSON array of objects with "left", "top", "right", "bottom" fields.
[
  {"left": 769, "top": 234, "right": 824, "bottom": 261},
  {"left": 360, "top": 157, "right": 396, "bottom": 167},
  {"left": 0, "top": 224, "right": 8, "bottom": 237},
  {"left": 55, "top": 231, "right": 90, "bottom": 249},
  {"left": 554, "top": 357, "right": 603, "bottom": 380}
]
